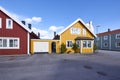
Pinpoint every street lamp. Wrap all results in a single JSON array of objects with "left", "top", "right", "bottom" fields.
[{"left": 96, "top": 25, "right": 100, "bottom": 52}]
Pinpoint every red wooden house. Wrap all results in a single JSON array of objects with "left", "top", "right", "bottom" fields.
[{"left": 0, "top": 6, "right": 39, "bottom": 55}]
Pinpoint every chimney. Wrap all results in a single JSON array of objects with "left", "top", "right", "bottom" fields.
[
  {"left": 28, "top": 24, "right": 32, "bottom": 30},
  {"left": 38, "top": 32, "right": 40, "bottom": 38},
  {"left": 54, "top": 32, "right": 56, "bottom": 37},
  {"left": 108, "top": 28, "right": 111, "bottom": 32},
  {"left": 21, "top": 21, "right": 26, "bottom": 25},
  {"left": 89, "top": 21, "right": 92, "bottom": 25}
]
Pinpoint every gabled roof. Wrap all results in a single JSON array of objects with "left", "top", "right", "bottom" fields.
[
  {"left": 97, "top": 29, "right": 120, "bottom": 36},
  {"left": 59, "top": 18, "right": 96, "bottom": 37},
  {"left": 0, "top": 6, "right": 31, "bottom": 33}
]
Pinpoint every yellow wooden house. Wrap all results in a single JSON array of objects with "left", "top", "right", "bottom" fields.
[{"left": 31, "top": 18, "right": 96, "bottom": 54}]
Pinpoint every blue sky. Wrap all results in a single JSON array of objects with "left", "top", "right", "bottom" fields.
[{"left": 1, "top": 0, "right": 120, "bottom": 39}]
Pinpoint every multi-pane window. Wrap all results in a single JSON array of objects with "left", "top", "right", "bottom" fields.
[
  {"left": 66, "top": 40, "right": 73, "bottom": 48},
  {"left": 76, "top": 40, "right": 80, "bottom": 47},
  {"left": 0, "top": 37, "right": 19, "bottom": 49},
  {"left": 83, "top": 41, "right": 87, "bottom": 48},
  {"left": 116, "top": 42, "right": 120, "bottom": 47},
  {"left": 83, "top": 29, "right": 86, "bottom": 36},
  {"left": 104, "top": 36, "right": 108, "bottom": 40},
  {"left": 83, "top": 40, "right": 92, "bottom": 48},
  {"left": 116, "top": 34, "right": 120, "bottom": 39},
  {"left": 70, "top": 28, "right": 80, "bottom": 34},
  {"left": 88, "top": 41, "right": 92, "bottom": 48},
  {"left": 0, "top": 18, "right": 2, "bottom": 28},
  {"left": 6, "top": 19, "right": 13, "bottom": 29}
]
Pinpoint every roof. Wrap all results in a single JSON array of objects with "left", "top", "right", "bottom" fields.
[
  {"left": 0, "top": 6, "right": 31, "bottom": 33},
  {"left": 75, "top": 37, "right": 94, "bottom": 40},
  {"left": 59, "top": 18, "right": 96, "bottom": 37},
  {"left": 30, "top": 32, "right": 40, "bottom": 39},
  {"left": 97, "top": 29, "right": 120, "bottom": 37},
  {"left": 53, "top": 34, "right": 60, "bottom": 40}
]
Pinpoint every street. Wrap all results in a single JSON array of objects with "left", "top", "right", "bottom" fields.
[{"left": 0, "top": 51, "right": 120, "bottom": 80}]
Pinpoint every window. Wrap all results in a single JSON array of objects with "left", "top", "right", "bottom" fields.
[
  {"left": 66, "top": 40, "right": 73, "bottom": 48},
  {"left": 104, "top": 36, "right": 108, "bottom": 40},
  {"left": 6, "top": 19, "right": 13, "bottom": 29},
  {"left": 76, "top": 40, "right": 80, "bottom": 47},
  {"left": 116, "top": 34, "right": 120, "bottom": 39},
  {"left": 0, "top": 18, "right": 2, "bottom": 28},
  {"left": 116, "top": 42, "right": 120, "bottom": 47},
  {"left": 83, "top": 41, "right": 87, "bottom": 48},
  {"left": 0, "top": 37, "right": 19, "bottom": 49},
  {"left": 3, "top": 39, "right": 7, "bottom": 47},
  {"left": 70, "top": 28, "right": 80, "bottom": 34},
  {"left": 88, "top": 41, "right": 91, "bottom": 48},
  {"left": 83, "top": 29, "right": 86, "bottom": 36},
  {"left": 83, "top": 40, "right": 92, "bottom": 48},
  {"left": 103, "top": 42, "right": 108, "bottom": 47}
]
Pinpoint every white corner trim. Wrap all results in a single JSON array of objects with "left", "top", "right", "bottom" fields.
[
  {"left": 27, "top": 33, "right": 30, "bottom": 55},
  {"left": 0, "top": 18, "right": 2, "bottom": 28},
  {"left": 80, "top": 40, "right": 82, "bottom": 53}
]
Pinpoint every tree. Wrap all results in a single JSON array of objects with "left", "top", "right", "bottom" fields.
[
  {"left": 72, "top": 43, "right": 79, "bottom": 53},
  {"left": 61, "top": 43, "right": 67, "bottom": 53}
]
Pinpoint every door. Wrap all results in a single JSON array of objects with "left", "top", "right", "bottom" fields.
[
  {"left": 34, "top": 42, "right": 49, "bottom": 53},
  {"left": 52, "top": 42, "right": 56, "bottom": 53}
]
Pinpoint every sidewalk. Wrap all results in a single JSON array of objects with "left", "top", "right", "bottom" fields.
[{"left": 98, "top": 50, "right": 120, "bottom": 57}]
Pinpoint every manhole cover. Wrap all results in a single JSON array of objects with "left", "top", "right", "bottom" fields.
[
  {"left": 83, "top": 65, "right": 93, "bottom": 69},
  {"left": 97, "top": 71, "right": 107, "bottom": 76}
]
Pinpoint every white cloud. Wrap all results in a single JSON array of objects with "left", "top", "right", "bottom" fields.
[
  {"left": 25, "top": 17, "right": 42, "bottom": 23},
  {"left": 32, "top": 27, "right": 52, "bottom": 39},
  {"left": 49, "top": 26, "right": 64, "bottom": 32}
]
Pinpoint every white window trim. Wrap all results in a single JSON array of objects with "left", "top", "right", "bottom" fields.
[
  {"left": 82, "top": 40, "right": 92, "bottom": 48},
  {"left": 0, "top": 37, "right": 20, "bottom": 49},
  {"left": 66, "top": 40, "right": 73, "bottom": 48},
  {"left": 6, "top": 19, "right": 13, "bottom": 29},
  {"left": 70, "top": 28, "right": 81, "bottom": 35},
  {"left": 83, "top": 28, "right": 86, "bottom": 36},
  {"left": 103, "top": 42, "right": 108, "bottom": 47},
  {"left": 0, "top": 18, "right": 2, "bottom": 28},
  {"left": 104, "top": 36, "right": 108, "bottom": 40},
  {"left": 115, "top": 42, "right": 120, "bottom": 47},
  {"left": 116, "top": 34, "right": 120, "bottom": 39}
]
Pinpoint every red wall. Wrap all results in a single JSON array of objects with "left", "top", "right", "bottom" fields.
[{"left": 0, "top": 10, "right": 28, "bottom": 55}]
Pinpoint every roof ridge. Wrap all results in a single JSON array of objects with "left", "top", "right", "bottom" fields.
[{"left": 0, "top": 6, "right": 31, "bottom": 33}]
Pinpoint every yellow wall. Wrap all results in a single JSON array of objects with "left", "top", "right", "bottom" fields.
[
  {"left": 60, "top": 21, "right": 94, "bottom": 54},
  {"left": 30, "top": 39, "right": 60, "bottom": 54}
]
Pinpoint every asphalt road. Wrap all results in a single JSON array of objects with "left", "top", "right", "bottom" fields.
[{"left": 0, "top": 51, "right": 120, "bottom": 80}]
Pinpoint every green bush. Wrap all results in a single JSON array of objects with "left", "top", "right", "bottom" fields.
[
  {"left": 93, "top": 44, "right": 98, "bottom": 53},
  {"left": 72, "top": 43, "right": 79, "bottom": 53},
  {"left": 61, "top": 43, "right": 67, "bottom": 53}
]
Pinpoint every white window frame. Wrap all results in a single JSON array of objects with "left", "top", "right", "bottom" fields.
[
  {"left": 83, "top": 40, "right": 92, "bottom": 48},
  {"left": 103, "top": 42, "right": 108, "bottom": 47},
  {"left": 83, "top": 28, "right": 86, "bottom": 36},
  {"left": 115, "top": 42, "right": 120, "bottom": 47},
  {"left": 6, "top": 19, "right": 13, "bottom": 29},
  {"left": 0, "top": 37, "right": 19, "bottom": 49},
  {"left": 0, "top": 18, "right": 2, "bottom": 28},
  {"left": 70, "top": 28, "right": 81, "bottom": 34},
  {"left": 116, "top": 34, "right": 120, "bottom": 39},
  {"left": 66, "top": 40, "right": 73, "bottom": 48},
  {"left": 76, "top": 40, "right": 80, "bottom": 48},
  {"left": 104, "top": 36, "right": 108, "bottom": 40}
]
